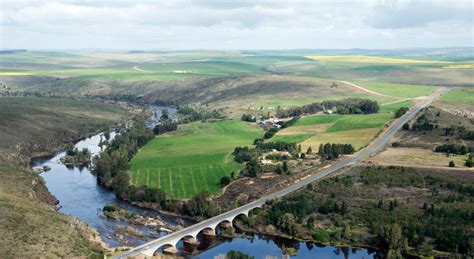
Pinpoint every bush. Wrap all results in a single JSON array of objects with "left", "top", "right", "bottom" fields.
[
  {"left": 448, "top": 161, "right": 455, "bottom": 167},
  {"left": 103, "top": 204, "right": 116, "bottom": 212},
  {"left": 395, "top": 107, "right": 409, "bottom": 118},
  {"left": 313, "top": 228, "right": 330, "bottom": 242},
  {"left": 220, "top": 176, "right": 232, "bottom": 187}
]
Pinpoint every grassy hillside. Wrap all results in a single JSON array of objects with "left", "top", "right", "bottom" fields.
[
  {"left": 0, "top": 97, "right": 129, "bottom": 257},
  {"left": 130, "top": 120, "right": 262, "bottom": 199},
  {"left": 0, "top": 97, "right": 129, "bottom": 159}
]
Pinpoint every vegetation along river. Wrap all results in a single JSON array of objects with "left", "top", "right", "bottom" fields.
[{"left": 33, "top": 106, "right": 376, "bottom": 258}]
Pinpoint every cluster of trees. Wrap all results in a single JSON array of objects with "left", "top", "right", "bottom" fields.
[
  {"left": 411, "top": 114, "right": 435, "bottom": 131},
  {"left": 240, "top": 114, "right": 256, "bottom": 122},
  {"left": 93, "top": 116, "right": 157, "bottom": 202},
  {"left": 63, "top": 147, "right": 91, "bottom": 165},
  {"left": 395, "top": 107, "right": 409, "bottom": 118},
  {"left": 275, "top": 161, "right": 289, "bottom": 174},
  {"left": 245, "top": 159, "right": 262, "bottom": 177},
  {"left": 183, "top": 191, "right": 217, "bottom": 218},
  {"left": 278, "top": 116, "right": 300, "bottom": 128},
  {"left": 233, "top": 146, "right": 261, "bottom": 163},
  {"left": 434, "top": 144, "right": 472, "bottom": 155},
  {"left": 239, "top": 166, "right": 474, "bottom": 257},
  {"left": 276, "top": 103, "right": 323, "bottom": 118},
  {"left": 321, "top": 98, "right": 380, "bottom": 115},
  {"left": 460, "top": 130, "right": 474, "bottom": 140},
  {"left": 442, "top": 126, "right": 474, "bottom": 140},
  {"left": 276, "top": 98, "right": 379, "bottom": 118},
  {"left": 318, "top": 143, "right": 355, "bottom": 160},
  {"left": 177, "top": 105, "right": 222, "bottom": 123},
  {"left": 153, "top": 121, "right": 178, "bottom": 135},
  {"left": 256, "top": 141, "right": 298, "bottom": 152}
]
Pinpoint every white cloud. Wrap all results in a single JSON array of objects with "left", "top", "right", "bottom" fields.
[{"left": 0, "top": 0, "right": 472, "bottom": 50}]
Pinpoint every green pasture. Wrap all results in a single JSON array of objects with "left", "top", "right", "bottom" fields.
[
  {"left": 441, "top": 87, "right": 474, "bottom": 103},
  {"left": 129, "top": 120, "right": 262, "bottom": 199},
  {"left": 354, "top": 81, "right": 437, "bottom": 98},
  {"left": 273, "top": 112, "right": 393, "bottom": 150}
]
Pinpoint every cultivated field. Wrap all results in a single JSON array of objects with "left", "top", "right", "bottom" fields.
[
  {"left": 273, "top": 113, "right": 393, "bottom": 150},
  {"left": 353, "top": 81, "right": 436, "bottom": 98},
  {"left": 305, "top": 55, "right": 450, "bottom": 64},
  {"left": 129, "top": 120, "right": 262, "bottom": 199}
]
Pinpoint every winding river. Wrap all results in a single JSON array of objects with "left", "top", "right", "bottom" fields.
[{"left": 33, "top": 105, "right": 376, "bottom": 258}]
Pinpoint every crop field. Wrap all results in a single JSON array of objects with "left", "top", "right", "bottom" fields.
[
  {"left": 353, "top": 81, "right": 436, "bottom": 98},
  {"left": 129, "top": 120, "right": 262, "bottom": 199},
  {"left": 305, "top": 55, "right": 450, "bottom": 64},
  {"left": 441, "top": 87, "right": 474, "bottom": 103},
  {"left": 273, "top": 113, "right": 393, "bottom": 150}
]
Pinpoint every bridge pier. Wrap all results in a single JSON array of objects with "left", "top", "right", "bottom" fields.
[
  {"left": 202, "top": 228, "right": 216, "bottom": 236},
  {"left": 162, "top": 246, "right": 177, "bottom": 255},
  {"left": 183, "top": 236, "right": 198, "bottom": 245},
  {"left": 219, "top": 221, "right": 232, "bottom": 228}
]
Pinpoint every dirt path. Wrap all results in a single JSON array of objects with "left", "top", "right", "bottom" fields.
[
  {"left": 341, "top": 80, "right": 399, "bottom": 99},
  {"left": 133, "top": 65, "right": 147, "bottom": 72}
]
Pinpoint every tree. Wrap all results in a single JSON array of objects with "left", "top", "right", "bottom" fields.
[
  {"left": 306, "top": 216, "right": 315, "bottom": 230},
  {"left": 111, "top": 170, "right": 130, "bottom": 199},
  {"left": 466, "top": 154, "right": 473, "bottom": 167},
  {"left": 282, "top": 161, "right": 289, "bottom": 172},
  {"left": 277, "top": 213, "right": 297, "bottom": 235},
  {"left": 306, "top": 146, "right": 312, "bottom": 154},
  {"left": 160, "top": 108, "right": 169, "bottom": 120},
  {"left": 246, "top": 159, "right": 262, "bottom": 177},
  {"left": 103, "top": 131, "right": 111, "bottom": 140},
  {"left": 220, "top": 176, "right": 232, "bottom": 187},
  {"left": 448, "top": 161, "right": 455, "bottom": 167},
  {"left": 184, "top": 191, "right": 215, "bottom": 217},
  {"left": 395, "top": 107, "right": 409, "bottom": 118}
]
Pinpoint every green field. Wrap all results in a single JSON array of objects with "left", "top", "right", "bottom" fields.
[
  {"left": 273, "top": 113, "right": 393, "bottom": 150},
  {"left": 354, "top": 81, "right": 436, "bottom": 98},
  {"left": 129, "top": 120, "right": 262, "bottom": 199},
  {"left": 441, "top": 87, "right": 474, "bottom": 103}
]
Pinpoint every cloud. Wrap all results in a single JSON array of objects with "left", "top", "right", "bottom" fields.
[
  {"left": 0, "top": 0, "right": 472, "bottom": 50},
  {"left": 365, "top": 0, "right": 473, "bottom": 29}
]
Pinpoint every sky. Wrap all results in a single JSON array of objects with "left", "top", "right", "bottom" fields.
[{"left": 1, "top": 0, "right": 473, "bottom": 50}]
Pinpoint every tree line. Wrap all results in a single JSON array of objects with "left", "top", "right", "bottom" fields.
[
  {"left": 318, "top": 143, "right": 355, "bottom": 160},
  {"left": 276, "top": 98, "right": 380, "bottom": 118}
]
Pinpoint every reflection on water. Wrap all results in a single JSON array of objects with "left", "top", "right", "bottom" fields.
[
  {"left": 33, "top": 132, "right": 183, "bottom": 247},
  {"left": 192, "top": 232, "right": 377, "bottom": 259}
]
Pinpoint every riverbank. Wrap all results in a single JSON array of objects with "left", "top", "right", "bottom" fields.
[{"left": 0, "top": 97, "right": 130, "bottom": 257}]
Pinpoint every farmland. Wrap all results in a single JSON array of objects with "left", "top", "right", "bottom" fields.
[
  {"left": 129, "top": 120, "right": 262, "bottom": 199},
  {"left": 353, "top": 81, "right": 436, "bottom": 98},
  {"left": 273, "top": 113, "right": 393, "bottom": 150},
  {"left": 305, "top": 55, "right": 450, "bottom": 64}
]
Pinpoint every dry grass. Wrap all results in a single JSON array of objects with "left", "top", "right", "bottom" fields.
[
  {"left": 370, "top": 147, "right": 470, "bottom": 168},
  {"left": 301, "top": 128, "right": 380, "bottom": 150},
  {"left": 277, "top": 124, "right": 331, "bottom": 135}
]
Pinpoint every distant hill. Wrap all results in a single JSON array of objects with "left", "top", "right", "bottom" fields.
[{"left": 0, "top": 49, "right": 27, "bottom": 54}]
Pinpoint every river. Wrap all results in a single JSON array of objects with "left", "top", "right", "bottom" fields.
[{"left": 33, "top": 105, "right": 376, "bottom": 258}]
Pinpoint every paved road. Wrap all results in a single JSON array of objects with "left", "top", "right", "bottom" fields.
[{"left": 115, "top": 87, "right": 446, "bottom": 258}]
